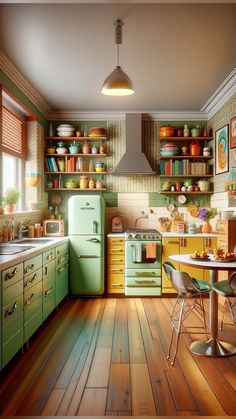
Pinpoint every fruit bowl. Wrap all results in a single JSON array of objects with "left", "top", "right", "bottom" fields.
[{"left": 65, "top": 179, "right": 78, "bottom": 189}]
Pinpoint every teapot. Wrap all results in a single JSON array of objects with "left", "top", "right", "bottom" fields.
[
  {"left": 69, "top": 141, "right": 79, "bottom": 154},
  {"left": 56, "top": 141, "right": 68, "bottom": 155},
  {"left": 198, "top": 179, "right": 210, "bottom": 192}
]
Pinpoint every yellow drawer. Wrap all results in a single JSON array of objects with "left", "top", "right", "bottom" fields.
[
  {"left": 43, "top": 248, "right": 56, "bottom": 265},
  {"left": 24, "top": 254, "right": 42, "bottom": 276},
  {"left": 108, "top": 237, "right": 124, "bottom": 244},
  {"left": 107, "top": 273, "right": 124, "bottom": 290},
  {"left": 108, "top": 265, "right": 125, "bottom": 274},
  {"left": 107, "top": 254, "right": 125, "bottom": 265},
  {"left": 2, "top": 263, "right": 23, "bottom": 289},
  {"left": 107, "top": 244, "right": 124, "bottom": 254}
]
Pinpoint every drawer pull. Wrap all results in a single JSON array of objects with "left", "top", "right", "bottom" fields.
[
  {"left": 45, "top": 287, "right": 53, "bottom": 297},
  {"left": 25, "top": 264, "right": 34, "bottom": 274},
  {"left": 111, "top": 239, "right": 123, "bottom": 243},
  {"left": 47, "top": 253, "right": 53, "bottom": 261},
  {"left": 5, "top": 267, "right": 18, "bottom": 281},
  {"left": 25, "top": 273, "right": 37, "bottom": 287},
  {"left": 111, "top": 258, "right": 123, "bottom": 262},
  {"left": 57, "top": 255, "right": 67, "bottom": 264},
  {"left": 166, "top": 240, "right": 179, "bottom": 244},
  {"left": 111, "top": 283, "right": 123, "bottom": 287},
  {"left": 111, "top": 268, "right": 123, "bottom": 272},
  {"left": 25, "top": 293, "right": 34, "bottom": 305},
  {"left": 135, "top": 279, "right": 156, "bottom": 284},
  {"left": 135, "top": 271, "right": 157, "bottom": 276},
  {"left": 57, "top": 264, "right": 68, "bottom": 273},
  {"left": 111, "top": 249, "right": 123, "bottom": 253},
  {"left": 5, "top": 301, "right": 18, "bottom": 317}
]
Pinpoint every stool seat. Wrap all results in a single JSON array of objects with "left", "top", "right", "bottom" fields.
[
  {"left": 194, "top": 279, "right": 211, "bottom": 293},
  {"left": 212, "top": 280, "right": 235, "bottom": 297}
]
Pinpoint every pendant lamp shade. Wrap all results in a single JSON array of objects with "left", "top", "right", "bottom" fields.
[{"left": 101, "top": 19, "right": 135, "bottom": 96}]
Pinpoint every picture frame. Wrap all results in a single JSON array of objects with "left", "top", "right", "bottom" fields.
[
  {"left": 215, "top": 124, "right": 229, "bottom": 175},
  {"left": 230, "top": 116, "right": 236, "bottom": 148}
]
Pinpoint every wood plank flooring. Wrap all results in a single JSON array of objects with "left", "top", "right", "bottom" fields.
[{"left": 0, "top": 297, "right": 235, "bottom": 416}]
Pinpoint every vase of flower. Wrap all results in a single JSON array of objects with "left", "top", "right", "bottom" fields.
[{"left": 201, "top": 220, "right": 212, "bottom": 234}]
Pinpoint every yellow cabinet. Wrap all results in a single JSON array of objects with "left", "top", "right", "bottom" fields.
[
  {"left": 162, "top": 236, "right": 217, "bottom": 293},
  {"left": 107, "top": 236, "right": 125, "bottom": 294}
]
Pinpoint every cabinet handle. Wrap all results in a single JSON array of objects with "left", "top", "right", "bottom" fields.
[
  {"left": 111, "top": 268, "right": 123, "bottom": 272},
  {"left": 134, "top": 279, "right": 156, "bottom": 284},
  {"left": 5, "top": 267, "right": 18, "bottom": 281},
  {"left": 86, "top": 238, "right": 99, "bottom": 243},
  {"left": 47, "top": 253, "right": 53, "bottom": 261},
  {"left": 25, "top": 264, "right": 34, "bottom": 274},
  {"left": 44, "top": 266, "right": 48, "bottom": 276},
  {"left": 25, "top": 273, "right": 37, "bottom": 287},
  {"left": 45, "top": 287, "right": 53, "bottom": 297},
  {"left": 111, "top": 258, "right": 123, "bottom": 262},
  {"left": 57, "top": 264, "right": 68, "bottom": 273},
  {"left": 135, "top": 272, "right": 157, "bottom": 276},
  {"left": 166, "top": 240, "right": 179, "bottom": 244},
  {"left": 25, "top": 293, "right": 34, "bottom": 305},
  {"left": 5, "top": 301, "right": 18, "bottom": 317},
  {"left": 111, "top": 249, "right": 123, "bottom": 252},
  {"left": 57, "top": 255, "right": 68, "bottom": 264},
  {"left": 111, "top": 283, "right": 123, "bottom": 287},
  {"left": 111, "top": 239, "right": 123, "bottom": 243}
]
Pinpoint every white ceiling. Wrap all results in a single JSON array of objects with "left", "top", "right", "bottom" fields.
[{"left": 0, "top": 1, "right": 236, "bottom": 114}]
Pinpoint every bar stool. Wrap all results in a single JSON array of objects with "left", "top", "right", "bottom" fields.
[
  {"left": 163, "top": 261, "right": 211, "bottom": 292},
  {"left": 165, "top": 269, "right": 210, "bottom": 366},
  {"left": 212, "top": 271, "right": 236, "bottom": 330}
]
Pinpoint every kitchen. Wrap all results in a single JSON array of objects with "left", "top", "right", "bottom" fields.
[{"left": 0, "top": 1, "right": 236, "bottom": 416}]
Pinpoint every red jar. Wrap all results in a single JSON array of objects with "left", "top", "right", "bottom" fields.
[{"left": 190, "top": 142, "right": 201, "bottom": 156}]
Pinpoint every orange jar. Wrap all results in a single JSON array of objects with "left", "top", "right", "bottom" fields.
[
  {"left": 190, "top": 142, "right": 201, "bottom": 156},
  {"left": 80, "top": 175, "right": 88, "bottom": 189}
]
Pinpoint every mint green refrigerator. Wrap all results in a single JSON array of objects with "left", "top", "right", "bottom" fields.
[{"left": 68, "top": 195, "right": 105, "bottom": 296}]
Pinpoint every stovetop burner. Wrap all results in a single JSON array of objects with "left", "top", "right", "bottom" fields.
[{"left": 125, "top": 228, "right": 161, "bottom": 241}]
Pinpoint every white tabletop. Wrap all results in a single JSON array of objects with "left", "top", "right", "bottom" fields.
[{"left": 169, "top": 254, "right": 236, "bottom": 271}]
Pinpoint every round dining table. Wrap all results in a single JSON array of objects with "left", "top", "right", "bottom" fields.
[{"left": 169, "top": 254, "right": 236, "bottom": 357}]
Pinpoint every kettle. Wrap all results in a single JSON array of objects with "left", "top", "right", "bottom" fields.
[{"left": 198, "top": 179, "right": 210, "bottom": 192}]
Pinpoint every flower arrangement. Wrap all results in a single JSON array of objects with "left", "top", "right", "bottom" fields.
[{"left": 198, "top": 207, "right": 217, "bottom": 221}]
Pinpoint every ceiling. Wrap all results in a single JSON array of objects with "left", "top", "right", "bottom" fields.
[{"left": 0, "top": 1, "right": 236, "bottom": 115}]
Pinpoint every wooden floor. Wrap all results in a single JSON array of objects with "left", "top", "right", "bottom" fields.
[{"left": 0, "top": 297, "right": 236, "bottom": 416}]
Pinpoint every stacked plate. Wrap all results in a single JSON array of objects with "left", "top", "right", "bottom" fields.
[
  {"left": 57, "top": 124, "right": 75, "bottom": 137},
  {"left": 160, "top": 142, "right": 179, "bottom": 156}
]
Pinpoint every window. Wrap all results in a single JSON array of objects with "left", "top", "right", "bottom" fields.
[{"left": 1, "top": 105, "right": 26, "bottom": 211}]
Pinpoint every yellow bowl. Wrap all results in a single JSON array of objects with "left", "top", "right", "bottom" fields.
[{"left": 95, "top": 167, "right": 105, "bottom": 172}]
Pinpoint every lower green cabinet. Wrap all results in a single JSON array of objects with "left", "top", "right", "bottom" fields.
[
  {"left": 43, "top": 259, "right": 56, "bottom": 321},
  {"left": 1, "top": 239, "right": 68, "bottom": 370},
  {"left": 56, "top": 243, "right": 69, "bottom": 305}
]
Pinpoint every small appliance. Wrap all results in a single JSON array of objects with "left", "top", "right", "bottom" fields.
[{"left": 43, "top": 219, "right": 64, "bottom": 237}]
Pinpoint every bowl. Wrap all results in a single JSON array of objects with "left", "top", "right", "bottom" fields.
[
  {"left": 65, "top": 179, "right": 78, "bottom": 188},
  {"left": 56, "top": 147, "right": 68, "bottom": 154},
  {"left": 159, "top": 126, "right": 176, "bottom": 137},
  {"left": 58, "top": 132, "right": 74, "bottom": 137},
  {"left": 89, "top": 127, "right": 106, "bottom": 136}
]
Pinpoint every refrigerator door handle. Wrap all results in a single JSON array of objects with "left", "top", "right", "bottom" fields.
[
  {"left": 77, "top": 255, "right": 99, "bottom": 258},
  {"left": 86, "top": 238, "right": 100, "bottom": 243},
  {"left": 92, "top": 220, "right": 97, "bottom": 234}
]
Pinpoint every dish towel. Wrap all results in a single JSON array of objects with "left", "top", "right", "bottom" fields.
[
  {"left": 146, "top": 242, "right": 157, "bottom": 259},
  {"left": 132, "top": 243, "right": 142, "bottom": 263}
]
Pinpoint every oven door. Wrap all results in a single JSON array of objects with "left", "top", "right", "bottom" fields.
[{"left": 125, "top": 240, "right": 161, "bottom": 269}]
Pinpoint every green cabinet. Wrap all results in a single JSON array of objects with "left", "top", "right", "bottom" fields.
[
  {"left": 56, "top": 243, "right": 68, "bottom": 305},
  {"left": 1, "top": 262, "right": 24, "bottom": 368},
  {"left": 43, "top": 258, "right": 56, "bottom": 321}
]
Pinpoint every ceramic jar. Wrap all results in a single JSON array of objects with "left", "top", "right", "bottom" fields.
[
  {"left": 47, "top": 145, "right": 56, "bottom": 154},
  {"left": 89, "top": 178, "right": 95, "bottom": 189},
  {"left": 91, "top": 145, "right": 98, "bottom": 154},
  {"left": 56, "top": 141, "right": 68, "bottom": 154},
  {"left": 95, "top": 180, "right": 103, "bottom": 189},
  {"left": 183, "top": 124, "right": 190, "bottom": 137},
  {"left": 82, "top": 142, "right": 90, "bottom": 154},
  {"left": 190, "top": 142, "right": 201, "bottom": 156},
  {"left": 198, "top": 180, "right": 210, "bottom": 192},
  {"left": 69, "top": 141, "right": 79, "bottom": 154},
  {"left": 191, "top": 126, "right": 202, "bottom": 137},
  {"left": 95, "top": 160, "right": 105, "bottom": 172},
  {"left": 80, "top": 175, "right": 88, "bottom": 189},
  {"left": 99, "top": 144, "right": 105, "bottom": 154}
]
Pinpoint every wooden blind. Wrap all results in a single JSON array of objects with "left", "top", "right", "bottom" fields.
[{"left": 2, "top": 106, "right": 25, "bottom": 159}]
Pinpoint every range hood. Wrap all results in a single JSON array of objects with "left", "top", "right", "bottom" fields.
[{"left": 112, "top": 113, "right": 155, "bottom": 175}]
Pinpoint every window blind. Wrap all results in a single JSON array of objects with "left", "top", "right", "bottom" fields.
[{"left": 2, "top": 106, "right": 25, "bottom": 159}]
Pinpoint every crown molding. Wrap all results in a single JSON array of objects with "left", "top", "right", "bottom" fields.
[
  {"left": 201, "top": 68, "right": 236, "bottom": 120},
  {"left": 0, "top": 49, "right": 52, "bottom": 118}
]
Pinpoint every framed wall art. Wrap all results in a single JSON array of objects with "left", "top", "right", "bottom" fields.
[
  {"left": 215, "top": 124, "right": 229, "bottom": 175},
  {"left": 230, "top": 116, "right": 236, "bottom": 148}
]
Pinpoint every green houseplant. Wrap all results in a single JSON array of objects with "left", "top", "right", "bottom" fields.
[{"left": 3, "top": 187, "right": 21, "bottom": 213}]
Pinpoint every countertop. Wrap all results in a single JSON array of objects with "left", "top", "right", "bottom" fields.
[
  {"left": 107, "top": 232, "right": 125, "bottom": 237},
  {"left": 107, "top": 232, "right": 217, "bottom": 238},
  {"left": 0, "top": 237, "right": 68, "bottom": 271}
]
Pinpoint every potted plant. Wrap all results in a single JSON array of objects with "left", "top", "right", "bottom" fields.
[{"left": 3, "top": 187, "right": 21, "bottom": 213}]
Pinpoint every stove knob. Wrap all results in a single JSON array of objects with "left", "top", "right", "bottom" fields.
[
  {"left": 128, "top": 234, "right": 133, "bottom": 239},
  {"left": 147, "top": 235, "right": 151, "bottom": 240},
  {"left": 155, "top": 235, "right": 160, "bottom": 240},
  {"left": 134, "top": 233, "right": 139, "bottom": 239},
  {"left": 142, "top": 234, "right": 146, "bottom": 239}
]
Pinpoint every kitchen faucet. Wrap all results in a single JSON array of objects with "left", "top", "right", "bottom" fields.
[{"left": 134, "top": 214, "right": 148, "bottom": 229}]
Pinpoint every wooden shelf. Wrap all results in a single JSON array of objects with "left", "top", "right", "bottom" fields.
[
  {"left": 160, "top": 191, "right": 213, "bottom": 195},
  {"left": 45, "top": 171, "right": 107, "bottom": 175},
  {"left": 45, "top": 136, "right": 107, "bottom": 142},
  {"left": 46, "top": 188, "right": 106, "bottom": 191},
  {"left": 160, "top": 155, "right": 212, "bottom": 160},
  {"left": 159, "top": 136, "right": 213, "bottom": 142},
  {"left": 160, "top": 174, "right": 212, "bottom": 178},
  {"left": 45, "top": 153, "right": 107, "bottom": 157}
]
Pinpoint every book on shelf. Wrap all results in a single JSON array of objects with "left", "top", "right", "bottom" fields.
[
  {"left": 49, "top": 157, "right": 58, "bottom": 172},
  {"left": 44, "top": 157, "right": 50, "bottom": 171}
]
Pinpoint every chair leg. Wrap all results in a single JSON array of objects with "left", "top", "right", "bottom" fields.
[
  {"left": 169, "top": 299, "right": 186, "bottom": 367},
  {"left": 228, "top": 297, "right": 236, "bottom": 323}
]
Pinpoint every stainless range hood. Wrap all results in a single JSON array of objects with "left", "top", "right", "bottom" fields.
[{"left": 112, "top": 113, "right": 155, "bottom": 175}]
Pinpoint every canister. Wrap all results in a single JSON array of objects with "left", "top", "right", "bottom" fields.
[
  {"left": 89, "top": 178, "right": 95, "bottom": 189},
  {"left": 190, "top": 142, "right": 201, "bottom": 156},
  {"left": 80, "top": 175, "right": 88, "bottom": 189}
]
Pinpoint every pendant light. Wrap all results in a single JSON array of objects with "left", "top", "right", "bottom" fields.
[{"left": 101, "top": 19, "right": 135, "bottom": 96}]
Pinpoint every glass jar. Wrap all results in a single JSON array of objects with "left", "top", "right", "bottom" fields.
[{"left": 80, "top": 175, "right": 88, "bottom": 189}]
